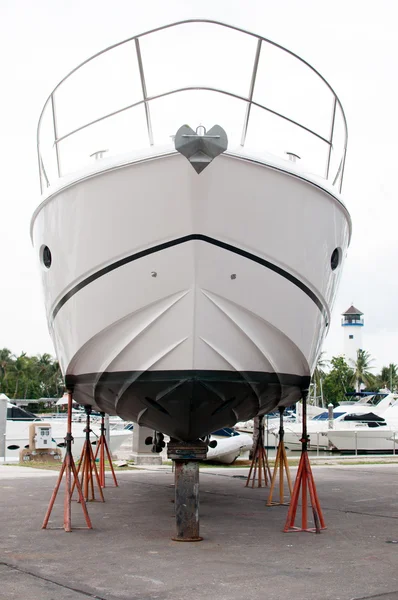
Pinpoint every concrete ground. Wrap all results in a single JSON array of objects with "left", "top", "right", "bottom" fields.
[{"left": 1, "top": 462, "right": 398, "bottom": 600}]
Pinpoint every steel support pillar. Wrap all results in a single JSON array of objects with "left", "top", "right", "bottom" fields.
[{"left": 167, "top": 441, "right": 207, "bottom": 542}]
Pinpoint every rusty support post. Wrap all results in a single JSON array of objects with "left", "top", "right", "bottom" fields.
[
  {"left": 94, "top": 412, "right": 118, "bottom": 488},
  {"left": 72, "top": 405, "right": 104, "bottom": 502},
  {"left": 167, "top": 441, "right": 207, "bottom": 542},
  {"left": 283, "top": 390, "right": 326, "bottom": 534},
  {"left": 267, "top": 407, "right": 293, "bottom": 506},
  {"left": 42, "top": 389, "right": 92, "bottom": 531},
  {"left": 245, "top": 415, "right": 271, "bottom": 487}
]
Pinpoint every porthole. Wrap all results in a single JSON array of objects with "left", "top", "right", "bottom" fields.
[
  {"left": 331, "top": 248, "right": 341, "bottom": 271},
  {"left": 41, "top": 245, "right": 52, "bottom": 269},
  {"left": 7, "top": 444, "right": 20, "bottom": 450}
]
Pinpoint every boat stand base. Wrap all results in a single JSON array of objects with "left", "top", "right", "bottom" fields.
[{"left": 168, "top": 441, "right": 207, "bottom": 542}]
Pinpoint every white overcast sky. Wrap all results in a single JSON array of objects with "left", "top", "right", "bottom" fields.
[{"left": 0, "top": 0, "right": 397, "bottom": 371}]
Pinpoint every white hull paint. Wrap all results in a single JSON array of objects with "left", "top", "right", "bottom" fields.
[
  {"left": 160, "top": 431, "right": 252, "bottom": 464},
  {"left": 31, "top": 153, "right": 350, "bottom": 439},
  {"left": 282, "top": 430, "right": 330, "bottom": 451},
  {"left": 5, "top": 420, "right": 132, "bottom": 461},
  {"left": 31, "top": 20, "right": 351, "bottom": 441},
  {"left": 327, "top": 429, "right": 398, "bottom": 453}
]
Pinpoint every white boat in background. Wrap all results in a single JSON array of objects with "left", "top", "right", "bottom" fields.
[
  {"left": 326, "top": 425, "right": 395, "bottom": 453},
  {"left": 31, "top": 20, "right": 350, "bottom": 443},
  {"left": 207, "top": 428, "right": 252, "bottom": 464},
  {"left": 4, "top": 402, "right": 132, "bottom": 461},
  {"left": 327, "top": 398, "right": 398, "bottom": 453},
  {"left": 269, "top": 392, "right": 398, "bottom": 450},
  {"left": 159, "top": 427, "right": 252, "bottom": 464},
  {"left": 236, "top": 404, "right": 323, "bottom": 435}
]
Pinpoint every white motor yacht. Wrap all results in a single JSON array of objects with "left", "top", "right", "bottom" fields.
[
  {"left": 31, "top": 20, "right": 350, "bottom": 442},
  {"left": 269, "top": 392, "right": 398, "bottom": 450},
  {"left": 327, "top": 397, "right": 398, "bottom": 452},
  {"left": 4, "top": 401, "right": 132, "bottom": 461}
]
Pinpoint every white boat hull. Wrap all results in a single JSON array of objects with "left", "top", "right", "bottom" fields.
[
  {"left": 281, "top": 428, "right": 331, "bottom": 451},
  {"left": 32, "top": 152, "right": 350, "bottom": 441},
  {"left": 4, "top": 420, "right": 132, "bottom": 461},
  {"left": 327, "top": 428, "right": 398, "bottom": 453}
]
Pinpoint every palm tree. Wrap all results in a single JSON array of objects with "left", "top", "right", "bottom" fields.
[
  {"left": 375, "top": 364, "right": 398, "bottom": 392},
  {"left": 47, "top": 360, "right": 63, "bottom": 397},
  {"left": 311, "top": 352, "right": 329, "bottom": 407},
  {"left": 35, "top": 353, "right": 54, "bottom": 396},
  {"left": 0, "top": 348, "right": 14, "bottom": 386},
  {"left": 350, "top": 349, "right": 375, "bottom": 392},
  {"left": 13, "top": 352, "right": 28, "bottom": 398},
  {"left": 388, "top": 363, "right": 398, "bottom": 392}
]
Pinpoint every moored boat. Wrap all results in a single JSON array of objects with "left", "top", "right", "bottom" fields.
[
  {"left": 272, "top": 392, "right": 398, "bottom": 450},
  {"left": 4, "top": 401, "right": 132, "bottom": 461}
]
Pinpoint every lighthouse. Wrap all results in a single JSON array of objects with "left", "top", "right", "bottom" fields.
[{"left": 342, "top": 305, "right": 364, "bottom": 364}]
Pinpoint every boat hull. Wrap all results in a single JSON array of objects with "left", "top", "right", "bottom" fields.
[
  {"left": 32, "top": 152, "right": 350, "bottom": 441},
  {"left": 4, "top": 420, "right": 132, "bottom": 461},
  {"left": 327, "top": 429, "right": 397, "bottom": 452}
]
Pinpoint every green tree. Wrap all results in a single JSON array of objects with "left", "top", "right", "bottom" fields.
[
  {"left": 350, "top": 349, "right": 375, "bottom": 392},
  {"left": 45, "top": 360, "right": 63, "bottom": 397},
  {"left": 12, "top": 352, "right": 28, "bottom": 398},
  {"left": 366, "top": 363, "right": 398, "bottom": 392},
  {"left": 379, "top": 364, "right": 398, "bottom": 391},
  {"left": 322, "top": 355, "right": 355, "bottom": 406},
  {"left": 0, "top": 348, "right": 63, "bottom": 399},
  {"left": 0, "top": 348, "right": 13, "bottom": 387},
  {"left": 311, "top": 351, "right": 329, "bottom": 406}
]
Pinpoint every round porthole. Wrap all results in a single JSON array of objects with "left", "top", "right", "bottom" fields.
[
  {"left": 331, "top": 248, "right": 341, "bottom": 271},
  {"left": 41, "top": 245, "right": 52, "bottom": 269}
]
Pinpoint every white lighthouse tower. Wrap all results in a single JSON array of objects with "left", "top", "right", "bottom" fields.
[{"left": 342, "top": 305, "right": 364, "bottom": 364}]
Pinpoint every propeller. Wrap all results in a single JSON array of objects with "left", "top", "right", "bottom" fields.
[{"left": 145, "top": 431, "right": 166, "bottom": 453}]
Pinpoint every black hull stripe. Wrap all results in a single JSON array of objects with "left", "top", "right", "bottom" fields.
[
  {"left": 66, "top": 369, "right": 310, "bottom": 388},
  {"left": 52, "top": 234, "right": 327, "bottom": 321}
]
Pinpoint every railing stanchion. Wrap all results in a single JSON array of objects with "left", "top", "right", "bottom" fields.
[{"left": 51, "top": 94, "right": 62, "bottom": 178}]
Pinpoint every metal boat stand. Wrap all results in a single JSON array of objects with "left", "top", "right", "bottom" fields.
[
  {"left": 167, "top": 441, "right": 207, "bottom": 541},
  {"left": 267, "top": 408, "right": 293, "bottom": 506},
  {"left": 284, "top": 391, "right": 326, "bottom": 533},
  {"left": 245, "top": 415, "right": 272, "bottom": 488},
  {"left": 42, "top": 389, "right": 92, "bottom": 531},
  {"left": 94, "top": 412, "right": 118, "bottom": 488},
  {"left": 71, "top": 405, "right": 104, "bottom": 503}
]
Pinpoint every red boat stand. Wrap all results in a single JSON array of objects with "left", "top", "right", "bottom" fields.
[
  {"left": 284, "top": 391, "right": 326, "bottom": 533},
  {"left": 42, "top": 389, "right": 92, "bottom": 532}
]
